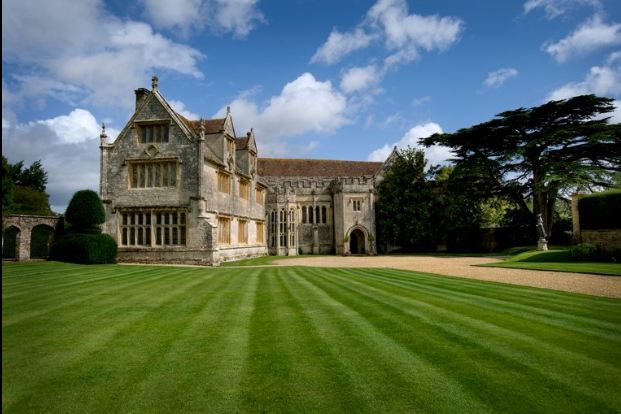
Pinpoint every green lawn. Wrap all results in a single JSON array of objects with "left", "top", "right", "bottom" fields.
[
  {"left": 3, "top": 262, "right": 621, "bottom": 413},
  {"left": 479, "top": 250, "right": 621, "bottom": 276}
]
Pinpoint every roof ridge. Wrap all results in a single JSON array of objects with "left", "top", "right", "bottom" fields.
[{"left": 259, "top": 157, "right": 382, "bottom": 163}]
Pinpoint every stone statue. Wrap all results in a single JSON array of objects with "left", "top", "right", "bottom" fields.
[
  {"left": 536, "top": 213, "right": 548, "bottom": 251},
  {"left": 536, "top": 214, "right": 547, "bottom": 239}
]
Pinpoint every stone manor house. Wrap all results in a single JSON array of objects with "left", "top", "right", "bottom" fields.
[{"left": 100, "top": 77, "right": 393, "bottom": 265}]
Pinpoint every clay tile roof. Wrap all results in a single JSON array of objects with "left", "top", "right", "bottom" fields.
[
  {"left": 258, "top": 158, "right": 383, "bottom": 178},
  {"left": 235, "top": 137, "right": 249, "bottom": 150},
  {"left": 176, "top": 114, "right": 226, "bottom": 135}
]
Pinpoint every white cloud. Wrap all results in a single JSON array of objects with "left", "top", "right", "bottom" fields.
[
  {"left": 215, "top": 73, "right": 349, "bottom": 155},
  {"left": 368, "top": 122, "right": 450, "bottom": 165},
  {"left": 2, "top": 109, "right": 119, "bottom": 212},
  {"left": 544, "top": 15, "right": 621, "bottom": 63},
  {"left": 2, "top": 0, "right": 204, "bottom": 110},
  {"left": 547, "top": 63, "right": 621, "bottom": 101},
  {"left": 483, "top": 67, "right": 519, "bottom": 89},
  {"left": 141, "top": 0, "right": 264, "bottom": 38},
  {"left": 311, "top": 0, "right": 463, "bottom": 67},
  {"left": 340, "top": 65, "right": 381, "bottom": 93},
  {"left": 311, "top": 29, "right": 376, "bottom": 65},
  {"left": 523, "top": 0, "right": 601, "bottom": 19},
  {"left": 169, "top": 100, "right": 201, "bottom": 120}
]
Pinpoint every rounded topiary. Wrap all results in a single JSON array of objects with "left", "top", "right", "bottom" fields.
[{"left": 65, "top": 190, "right": 105, "bottom": 231}]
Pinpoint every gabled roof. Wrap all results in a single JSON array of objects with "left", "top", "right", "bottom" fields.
[
  {"left": 235, "top": 136, "right": 249, "bottom": 150},
  {"left": 177, "top": 115, "right": 227, "bottom": 135},
  {"left": 258, "top": 158, "right": 383, "bottom": 178}
]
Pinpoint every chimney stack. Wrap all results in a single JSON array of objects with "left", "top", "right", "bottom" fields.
[{"left": 134, "top": 88, "right": 149, "bottom": 111}]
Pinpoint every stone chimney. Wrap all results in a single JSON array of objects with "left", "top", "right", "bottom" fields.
[{"left": 134, "top": 88, "right": 149, "bottom": 111}]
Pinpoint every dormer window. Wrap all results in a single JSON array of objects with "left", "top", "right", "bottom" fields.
[
  {"left": 138, "top": 124, "right": 169, "bottom": 144},
  {"left": 227, "top": 139, "right": 235, "bottom": 157}
]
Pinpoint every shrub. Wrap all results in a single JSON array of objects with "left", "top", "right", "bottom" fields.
[
  {"left": 65, "top": 190, "right": 105, "bottom": 230},
  {"left": 50, "top": 233, "right": 117, "bottom": 264},
  {"left": 570, "top": 243, "right": 598, "bottom": 261},
  {"left": 578, "top": 190, "right": 621, "bottom": 230}
]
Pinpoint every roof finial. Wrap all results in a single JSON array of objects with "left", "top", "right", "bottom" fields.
[
  {"left": 226, "top": 105, "right": 231, "bottom": 115},
  {"left": 199, "top": 117, "right": 205, "bottom": 140},
  {"left": 100, "top": 123, "right": 108, "bottom": 145},
  {"left": 151, "top": 74, "right": 159, "bottom": 90}
]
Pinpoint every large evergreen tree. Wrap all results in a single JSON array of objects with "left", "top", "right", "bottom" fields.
[{"left": 422, "top": 95, "right": 621, "bottom": 236}]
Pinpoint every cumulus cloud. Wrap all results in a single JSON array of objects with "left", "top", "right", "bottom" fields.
[
  {"left": 483, "top": 67, "right": 518, "bottom": 89},
  {"left": 340, "top": 65, "right": 381, "bottom": 93},
  {"left": 2, "top": 0, "right": 204, "bottom": 110},
  {"left": 169, "top": 100, "right": 201, "bottom": 119},
  {"left": 547, "top": 62, "right": 621, "bottom": 101},
  {"left": 2, "top": 109, "right": 119, "bottom": 212},
  {"left": 523, "top": 0, "right": 601, "bottom": 19},
  {"left": 311, "top": 0, "right": 463, "bottom": 67},
  {"left": 141, "top": 0, "right": 265, "bottom": 38},
  {"left": 368, "top": 122, "right": 450, "bottom": 166},
  {"left": 311, "top": 29, "right": 376, "bottom": 65},
  {"left": 215, "top": 73, "right": 349, "bottom": 155},
  {"left": 544, "top": 15, "right": 621, "bottom": 63}
]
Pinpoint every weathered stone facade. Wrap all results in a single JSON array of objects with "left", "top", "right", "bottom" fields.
[
  {"left": 259, "top": 159, "right": 388, "bottom": 256},
  {"left": 100, "top": 77, "right": 392, "bottom": 264},
  {"left": 100, "top": 76, "right": 267, "bottom": 265},
  {"left": 2, "top": 214, "right": 61, "bottom": 260}
]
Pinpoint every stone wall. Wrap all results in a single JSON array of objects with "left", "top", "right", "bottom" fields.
[
  {"left": 581, "top": 230, "right": 621, "bottom": 254},
  {"left": 2, "top": 214, "right": 62, "bottom": 260}
]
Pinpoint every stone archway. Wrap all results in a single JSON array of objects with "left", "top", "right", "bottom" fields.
[
  {"left": 2, "top": 226, "right": 21, "bottom": 259},
  {"left": 349, "top": 228, "right": 366, "bottom": 255},
  {"left": 30, "top": 224, "right": 55, "bottom": 259},
  {"left": 3, "top": 214, "right": 61, "bottom": 261}
]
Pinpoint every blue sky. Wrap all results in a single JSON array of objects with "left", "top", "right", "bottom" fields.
[{"left": 3, "top": 0, "right": 621, "bottom": 211}]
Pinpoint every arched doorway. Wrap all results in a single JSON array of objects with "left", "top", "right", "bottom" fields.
[
  {"left": 2, "top": 226, "right": 21, "bottom": 259},
  {"left": 30, "top": 225, "right": 55, "bottom": 259},
  {"left": 349, "top": 229, "right": 366, "bottom": 255}
]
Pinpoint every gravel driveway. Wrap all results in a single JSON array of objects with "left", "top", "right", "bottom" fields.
[{"left": 273, "top": 255, "right": 621, "bottom": 299}]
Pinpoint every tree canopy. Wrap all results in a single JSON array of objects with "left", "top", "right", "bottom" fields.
[
  {"left": 422, "top": 95, "right": 621, "bottom": 235},
  {"left": 2, "top": 156, "right": 52, "bottom": 216},
  {"left": 65, "top": 190, "right": 106, "bottom": 231}
]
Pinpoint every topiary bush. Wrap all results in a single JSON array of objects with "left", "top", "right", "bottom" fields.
[
  {"left": 51, "top": 189, "right": 117, "bottom": 264},
  {"left": 65, "top": 189, "right": 105, "bottom": 231},
  {"left": 570, "top": 243, "right": 598, "bottom": 261},
  {"left": 578, "top": 190, "right": 621, "bottom": 230},
  {"left": 50, "top": 233, "right": 117, "bottom": 264}
]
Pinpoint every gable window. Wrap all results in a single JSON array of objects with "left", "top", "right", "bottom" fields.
[
  {"left": 138, "top": 124, "right": 169, "bottom": 144},
  {"left": 238, "top": 219, "right": 248, "bottom": 244},
  {"left": 217, "top": 171, "right": 231, "bottom": 194},
  {"left": 227, "top": 139, "right": 235, "bottom": 158},
  {"left": 353, "top": 199, "right": 362, "bottom": 211},
  {"left": 239, "top": 180, "right": 249, "bottom": 200},
  {"left": 255, "top": 187, "right": 265, "bottom": 204},
  {"left": 218, "top": 217, "right": 231, "bottom": 244},
  {"left": 256, "top": 221, "right": 264, "bottom": 244},
  {"left": 129, "top": 161, "right": 177, "bottom": 188}
]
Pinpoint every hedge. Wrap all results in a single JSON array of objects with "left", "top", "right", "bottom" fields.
[
  {"left": 49, "top": 233, "right": 117, "bottom": 264},
  {"left": 578, "top": 190, "right": 621, "bottom": 230}
]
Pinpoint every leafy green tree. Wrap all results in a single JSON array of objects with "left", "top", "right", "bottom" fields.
[
  {"left": 423, "top": 95, "right": 621, "bottom": 236},
  {"left": 2, "top": 157, "right": 53, "bottom": 215},
  {"left": 2, "top": 156, "right": 14, "bottom": 210},
  {"left": 376, "top": 147, "right": 437, "bottom": 251}
]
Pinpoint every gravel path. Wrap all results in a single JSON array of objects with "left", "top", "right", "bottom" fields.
[{"left": 273, "top": 256, "right": 621, "bottom": 299}]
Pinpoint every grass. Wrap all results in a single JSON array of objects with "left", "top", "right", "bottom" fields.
[
  {"left": 220, "top": 254, "right": 328, "bottom": 267},
  {"left": 3, "top": 261, "right": 621, "bottom": 413},
  {"left": 479, "top": 249, "right": 621, "bottom": 276}
]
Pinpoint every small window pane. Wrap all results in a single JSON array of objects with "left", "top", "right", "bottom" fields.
[
  {"left": 163, "top": 125, "right": 169, "bottom": 142},
  {"left": 170, "top": 164, "right": 176, "bottom": 186}
]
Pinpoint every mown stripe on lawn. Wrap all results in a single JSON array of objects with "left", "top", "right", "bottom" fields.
[
  {"left": 324, "top": 268, "right": 621, "bottom": 409},
  {"left": 4, "top": 267, "right": 224, "bottom": 413},
  {"left": 294, "top": 267, "right": 494, "bottom": 414},
  {"left": 307, "top": 268, "right": 617, "bottom": 413}
]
